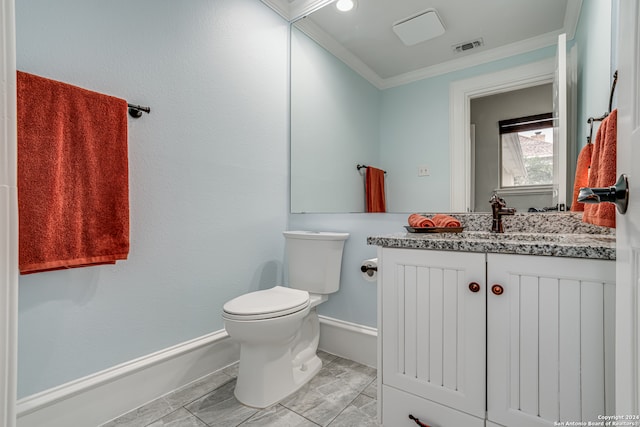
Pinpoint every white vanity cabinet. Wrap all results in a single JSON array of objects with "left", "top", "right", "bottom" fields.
[
  {"left": 486, "top": 253, "right": 615, "bottom": 427},
  {"left": 379, "top": 248, "right": 486, "bottom": 426},
  {"left": 378, "top": 247, "right": 615, "bottom": 427}
]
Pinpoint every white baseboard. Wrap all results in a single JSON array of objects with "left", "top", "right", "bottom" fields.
[
  {"left": 318, "top": 315, "right": 378, "bottom": 368},
  {"left": 16, "top": 329, "right": 239, "bottom": 427},
  {"left": 15, "top": 317, "right": 377, "bottom": 427}
]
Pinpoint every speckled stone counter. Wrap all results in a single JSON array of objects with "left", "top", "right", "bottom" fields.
[{"left": 367, "top": 212, "right": 616, "bottom": 260}]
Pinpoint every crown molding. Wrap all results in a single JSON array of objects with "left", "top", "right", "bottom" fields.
[
  {"left": 381, "top": 31, "right": 562, "bottom": 89},
  {"left": 261, "top": 0, "right": 333, "bottom": 22}
]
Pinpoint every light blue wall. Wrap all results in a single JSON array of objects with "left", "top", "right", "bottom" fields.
[
  {"left": 291, "top": 27, "right": 380, "bottom": 213},
  {"left": 16, "top": 0, "right": 289, "bottom": 398},
  {"left": 575, "top": 0, "right": 613, "bottom": 148},
  {"left": 380, "top": 78, "right": 451, "bottom": 213},
  {"left": 611, "top": 0, "right": 619, "bottom": 73}
]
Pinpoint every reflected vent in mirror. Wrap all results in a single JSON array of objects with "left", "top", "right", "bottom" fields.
[{"left": 453, "top": 38, "right": 484, "bottom": 53}]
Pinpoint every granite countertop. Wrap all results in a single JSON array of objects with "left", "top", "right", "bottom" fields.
[{"left": 367, "top": 213, "right": 616, "bottom": 260}]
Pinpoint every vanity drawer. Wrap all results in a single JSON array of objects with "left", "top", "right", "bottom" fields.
[{"left": 381, "top": 385, "right": 484, "bottom": 427}]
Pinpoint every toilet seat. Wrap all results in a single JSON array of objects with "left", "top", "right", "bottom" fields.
[{"left": 222, "top": 286, "right": 310, "bottom": 321}]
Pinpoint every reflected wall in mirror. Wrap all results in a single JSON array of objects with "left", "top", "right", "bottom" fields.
[
  {"left": 291, "top": 26, "right": 380, "bottom": 213},
  {"left": 290, "top": 0, "right": 612, "bottom": 214}
]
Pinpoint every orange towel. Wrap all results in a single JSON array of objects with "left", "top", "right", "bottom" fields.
[
  {"left": 583, "top": 109, "right": 617, "bottom": 228},
  {"left": 570, "top": 142, "right": 593, "bottom": 212},
  {"left": 366, "top": 167, "right": 386, "bottom": 213},
  {"left": 408, "top": 214, "right": 435, "bottom": 228},
  {"left": 432, "top": 214, "right": 461, "bottom": 228},
  {"left": 17, "top": 71, "right": 130, "bottom": 274}
]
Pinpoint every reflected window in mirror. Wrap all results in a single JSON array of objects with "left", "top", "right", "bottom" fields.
[{"left": 499, "top": 113, "right": 554, "bottom": 189}]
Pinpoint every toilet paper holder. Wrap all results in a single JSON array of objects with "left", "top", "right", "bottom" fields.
[
  {"left": 360, "top": 264, "right": 377, "bottom": 274},
  {"left": 360, "top": 258, "right": 378, "bottom": 281}
]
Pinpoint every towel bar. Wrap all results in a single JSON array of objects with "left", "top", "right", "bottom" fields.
[
  {"left": 356, "top": 164, "right": 387, "bottom": 174},
  {"left": 127, "top": 103, "right": 151, "bottom": 118}
]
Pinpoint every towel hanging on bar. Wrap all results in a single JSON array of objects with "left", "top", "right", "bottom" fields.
[
  {"left": 15, "top": 70, "right": 150, "bottom": 119},
  {"left": 357, "top": 164, "right": 387, "bottom": 174},
  {"left": 16, "top": 70, "right": 130, "bottom": 273},
  {"left": 364, "top": 166, "right": 386, "bottom": 212}
]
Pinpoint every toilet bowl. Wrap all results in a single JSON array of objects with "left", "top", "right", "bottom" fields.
[
  {"left": 223, "top": 286, "right": 327, "bottom": 408},
  {"left": 222, "top": 231, "right": 348, "bottom": 408}
]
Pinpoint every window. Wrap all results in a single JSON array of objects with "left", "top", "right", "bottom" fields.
[{"left": 499, "top": 113, "right": 554, "bottom": 189}]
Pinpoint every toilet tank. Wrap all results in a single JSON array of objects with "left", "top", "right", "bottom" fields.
[{"left": 283, "top": 231, "right": 349, "bottom": 294}]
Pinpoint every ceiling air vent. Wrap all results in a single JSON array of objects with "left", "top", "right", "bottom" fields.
[{"left": 453, "top": 38, "right": 484, "bottom": 53}]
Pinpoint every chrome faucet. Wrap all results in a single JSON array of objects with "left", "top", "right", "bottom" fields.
[{"left": 489, "top": 192, "right": 516, "bottom": 233}]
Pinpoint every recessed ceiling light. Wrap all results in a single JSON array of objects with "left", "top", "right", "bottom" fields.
[{"left": 335, "top": 0, "right": 356, "bottom": 13}]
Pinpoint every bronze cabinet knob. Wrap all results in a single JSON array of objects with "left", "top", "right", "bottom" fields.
[
  {"left": 491, "top": 284, "right": 504, "bottom": 295},
  {"left": 468, "top": 282, "right": 481, "bottom": 293}
]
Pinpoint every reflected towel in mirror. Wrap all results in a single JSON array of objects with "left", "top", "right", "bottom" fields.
[
  {"left": 432, "top": 214, "right": 461, "bottom": 227},
  {"left": 366, "top": 166, "right": 386, "bottom": 212},
  {"left": 570, "top": 142, "right": 593, "bottom": 212}
]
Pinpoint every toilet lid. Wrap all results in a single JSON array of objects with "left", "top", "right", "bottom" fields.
[{"left": 223, "top": 286, "right": 310, "bottom": 320}]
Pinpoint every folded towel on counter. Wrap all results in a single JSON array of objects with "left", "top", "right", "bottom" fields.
[
  {"left": 570, "top": 142, "right": 593, "bottom": 212},
  {"left": 583, "top": 109, "right": 617, "bottom": 228},
  {"left": 366, "top": 166, "right": 386, "bottom": 213},
  {"left": 17, "top": 71, "right": 130, "bottom": 274},
  {"left": 432, "top": 214, "right": 462, "bottom": 228},
  {"left": 408, "top": 214, "right": 461, "bottom": 228},
  {"left": 408, "top": 214, "right": 435, "bottom": 228}
]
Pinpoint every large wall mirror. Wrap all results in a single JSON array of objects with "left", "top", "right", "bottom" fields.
[{"left": 290, "top": 0, "right": 608, "bottom": 214}]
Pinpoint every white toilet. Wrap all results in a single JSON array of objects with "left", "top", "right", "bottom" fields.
[{"left": 222, "top": 230, "right": 349, "bottom": 408}]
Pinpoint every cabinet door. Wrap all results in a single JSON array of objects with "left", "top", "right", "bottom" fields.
[
  {"left": 380, "top": 248, "right": 486, "bottom": 419},
  {"left": 487, "top": 254, "right": 615, "bottom": 427}
]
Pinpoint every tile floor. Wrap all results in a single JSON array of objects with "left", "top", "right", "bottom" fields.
[{"left": 101, "top": 351, "right": 380, "bottom": 427}]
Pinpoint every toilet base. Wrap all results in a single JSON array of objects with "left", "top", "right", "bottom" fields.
[
  {"left": 233, "top": 308, "right": 323, "bottom": 408},
  {"left": 234, "top": 345, "right": 322, "bottom": 408}
]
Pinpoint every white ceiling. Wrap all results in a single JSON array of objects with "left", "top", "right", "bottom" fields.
[{"left": 262, "top": 0, "right": 582, "bottom": 89}]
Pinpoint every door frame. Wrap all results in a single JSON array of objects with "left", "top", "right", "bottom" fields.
[
  {"left": 0, "top": 0, "right": 19, "bottom": 425},
  {"left": 449, "top": 58, "right": 555, "bottom": 212},
  {"left": 615, "top": 0, "right": 640, "bottom": 414}
]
